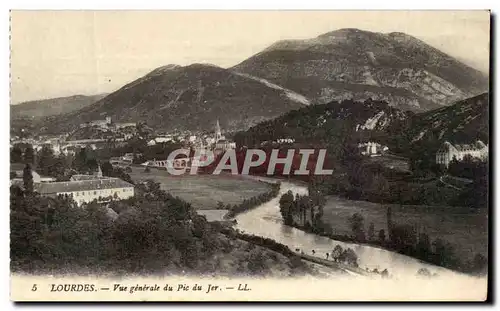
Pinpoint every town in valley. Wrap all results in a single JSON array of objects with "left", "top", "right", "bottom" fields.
[{"left": 9, "top": 11, "right": 490, "bottom": 301}]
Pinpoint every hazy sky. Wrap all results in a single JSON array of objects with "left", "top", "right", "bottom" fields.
[{"left": 10, "top": 10, "right": 490, "bottom": 104}]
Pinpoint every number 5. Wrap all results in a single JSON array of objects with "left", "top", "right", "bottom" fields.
[{"left": 31, "top": 284, "right": 37, "bottom": 291}]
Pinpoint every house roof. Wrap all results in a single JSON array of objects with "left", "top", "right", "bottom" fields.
[
  {"left": 437, "top": 140, "right": 487, "bottom": 154},
  {"left": 70, "top": 175, "right": 105, "bottom": 181},
  {"left": 436, "top": 142, "right": 456, "bottom": 154},
  {"left": 34, "top": 178, "right": 133, "bottom": 194}
]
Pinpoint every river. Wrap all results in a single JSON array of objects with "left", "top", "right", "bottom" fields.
[{"left": 233, "top": 177, "right": 487, "bottom": 284}]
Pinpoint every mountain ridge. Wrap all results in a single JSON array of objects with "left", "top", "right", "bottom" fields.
[
  {"left": 39, "top": 28, "right": 488, "bottom": 134},
  {"left": 42, "top": 64, "right": 308, "bottom": 134},
  {"left": 10, "top": 94, "right": 108, "bottom": 119},
  {"left": 234, "top": 93, "right": 489, "bottom": 159},
  {"left": 232, "top": 28, "right": 488, "bottom": 112}
]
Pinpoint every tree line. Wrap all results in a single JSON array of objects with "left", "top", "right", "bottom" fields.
[
  {"left": 11, "top": 143, "right": 133, "bottom": 184},
  {"left": 223, "top": 182, "right": 280, "bottom": 219},
  {"left": 11, "top": 169, "right": 311, "bottom": 276},
  {"left": 277, "top": 190, "right": 487, "bottom": 276}
]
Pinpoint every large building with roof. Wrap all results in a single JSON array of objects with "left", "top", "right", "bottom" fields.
[
  {"left": 10, "top": 163, "right": 134, "bottom": 206},
  {"left": 34, "top": 178, "right": 134, "bottom": 206},
  {"left": 435, "top": 140, "right": 488, "bottom": 168}
]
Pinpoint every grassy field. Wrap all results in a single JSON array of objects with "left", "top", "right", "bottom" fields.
[
  {"left": 322, "top": 196, "right": 488, "bottom": 261},
  {"left": 367, "top": 154, "right": 410, "bottom": 173},
  {"left": 129, "top": 167, "right": 271, "bottom": 210},
  {"left": 196, "top": 210, "right": 228, "bottom": 222}
]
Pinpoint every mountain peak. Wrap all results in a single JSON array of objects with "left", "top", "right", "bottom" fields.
[
  {"left": 146, "top": 64, "right": 181, "bottom": 76},
  {"left": 318, "top": 28, "right": 370, "bottom": 37},
  {"left": 386, "top": 32, "right": 424, "bottom": 44}
]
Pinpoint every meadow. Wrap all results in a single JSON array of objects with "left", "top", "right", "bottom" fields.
[
  {"left": 321, "top": 195, "right": 488, "bottom": 261},
  {"left": 128, "top": 167, "right": 271, "bottom": 210}
]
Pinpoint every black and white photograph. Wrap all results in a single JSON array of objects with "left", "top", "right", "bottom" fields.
[{"left": 8, "top": 10, "right": 490, "bottom": 301}]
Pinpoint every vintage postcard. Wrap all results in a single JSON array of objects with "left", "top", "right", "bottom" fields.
[{"left": 9, "top": 10, "right": 490, "bottom": 301}]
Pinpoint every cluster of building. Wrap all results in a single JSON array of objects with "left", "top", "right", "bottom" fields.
[
  {"left": 10, "top": 164, "right": 134, "bottom": 206},
  {"left": 143, "top": 120, "right": 236, "bottom": 170},
  {"left": 80, "top": 116, "right": 137, "bottom": 131},
  {"left": 358, "top": 141, "right": 389, "bottom": 157},
  {"left": 147, "top": 120, "right": 237, "bottom": 152},
  {"left": 10, "top": 134, "right": 108, "bottom": 157},
  {"left": 435, "top": 140, "right": 488, "bottom": 168}
]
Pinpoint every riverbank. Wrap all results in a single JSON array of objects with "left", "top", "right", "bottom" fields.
[
  {"left": 233, "top": 179, "right": 486, "bottom": 280},
  {"left": 224, "top": 182, "right": 280, "bottom": 219},
  {"left": 217, "top": 225, "right": 350, "bottom": 277},
  {"left": 280, "top": 194, "right": 487, "bottom": 276},
  {"left": 320, "top": 195, "right": 487, "bottom": 262}
]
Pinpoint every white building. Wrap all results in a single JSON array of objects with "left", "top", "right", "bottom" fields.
[
  {"left": 147, "top": 136, "right": 173, "bottom": 146},
  {"left": 215, "top": 139, "right": 236, "bottom": 150},
  {"left": 114, "top": 122, "right": 137, "bottom": 129},
  {"left": 276, "top": 138, "right": 295, "bottom": 144},
  {"left": 436, "top": 140, "right": 488, "bottom": 168},
  {"left": 215, "top": 119, "right": 225, "bottom": 142},
  {"left": 89, "top": 117, "right": 111, "bottom": 128},
  {"left": 35, "top": 178, "right": 134, "bottom": 206},
  {"left": 213, "top": 119, "right": 236, "bottom": 151},
  {"left": 358, "top": 142, "right": 388, "bottom": 157},
  {"left": 142, "top": 158, "right": 189, "bottom": 170}
]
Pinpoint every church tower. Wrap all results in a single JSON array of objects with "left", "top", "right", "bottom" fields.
[
  {"left": 95, "top": 165, "right": 103, "bottom": 178},
  {"left": 215, "top": 119, "right": 222, "bottom": 142}
]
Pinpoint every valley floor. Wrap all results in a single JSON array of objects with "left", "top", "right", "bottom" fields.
[
  {"left": 321, "top": 195, "right": 488, "bottom": 261},
  {"left": 128, "top": 167, "right": 271, "bottom": 210}
]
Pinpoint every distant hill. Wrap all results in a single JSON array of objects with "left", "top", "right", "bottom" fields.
[
  {"left": 42, "top": 64, "right": 310, "bottom": 134},
  {"left": 234, "top": 98, "right": 413, "bottom": 149},
  {"left": 232, "top": 28, "right": 489, "bottom": 113},
  {"left": 396, "top": 92, "right": 489, "bottom": 147},
  {"left": 11, "top": 94, "right": 107, "bottom": 119},
  {"left": 235, "top": 93, "right": 489, "bottom": 157}
]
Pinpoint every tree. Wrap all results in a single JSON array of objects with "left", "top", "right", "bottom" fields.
[
  {"left": 74, "top": 147, "right": 88, "bottom": 173},
  {"left": 378, "top": 229, "right": 386, "bottom": 243},
  {"left": 381, "top": 269, "right": 389, "bottom": 278},
  {"left": 366, "top": 173, "right": 390, "bottom": 203},
  {"left": 431, "top": 238, "right": 457, "bottom": 268},
  {"left": 348, "top": 213, "right": 365, "bottom": 242},
  {"left": 216, "top": 201, "right": 225, "bottom": 210},
  {"left": 416, "top": 232, "right": 431, "bottom": 258},
  {"left": 417, "top": 268, "right": 432, "bottom": 278},
  {"left": 340, "top": 248, "right": 358, "bottom": 267},
  {"left": 470, "top": 253, "right": 487, "bottom": 276},
  {"left": 368, "top": 222, "right": 375, "bottom": 241},
  {"left": 331, "top": 245, "right": 343, "bottom": 262},
  {"left": 390, "top": 224, "right": 417, "bottom": 252},
  {"left": 101, "top": 161, "right": 114, "bottom": 176},
  {"left": 279, "top": 191, "right": 294, "bottom": 225},
  {"left": 49, "top": 156, "right": 67, "bottom": 180},
  {"left": 23, "top": 164, "right": 34, "bottom": 194},
  {"left": 24, "top": 145, "right": 35, "bottom": 164},
  {"left": 37, "top": 146, "right": 55, "bottom": 176},
  {"left": 10, "top": 145, "right": 23, "bottom": 163}
]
